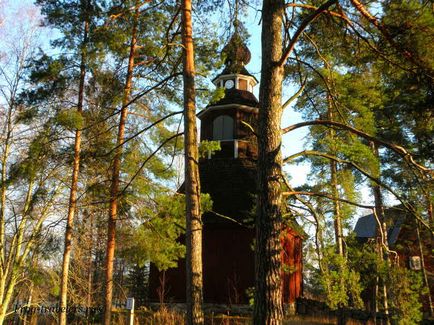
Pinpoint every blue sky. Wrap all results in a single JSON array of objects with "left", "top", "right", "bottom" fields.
[
  {"left": 231, "top": 5, "right": 311, "bottom": 187},
  {"left": 1, "top": 0, "right": 383, "bottom": 228},
  {"left": 2, "top": 0, "right": 310, "bottom": 186}
]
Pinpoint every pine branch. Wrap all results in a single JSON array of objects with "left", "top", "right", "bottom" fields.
[
  {"left": 279, "top": 0, "right": 338, "bottom": 66},
  {"left": 284, "top": 150, "right": 433, "bottom": 233},
  {"left": 282, "top": 119, "right": 433, "bottom": 176},
  {"left": 283, "top": 190, "right": 375, "bottom": 209},
  {"left": 349, "top": 0, "right": 433, "bottom": 79},
  {"left": 281, "top": 175, "right": 325, "bottom": 269},
  {"left": 119, "top": 132, "right": 184, "bottom": 197},
  {"left": 282, "top": 77, "right": 306, "bottom": 110},
  {"left": 104, "top": 110, "right": 183, "bottom": 156},
  {"left": 286, "top": 3, "right": 348, "bottom": 20}
]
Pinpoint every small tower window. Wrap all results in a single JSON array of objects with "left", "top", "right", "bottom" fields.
[
  {"left": 213, "top": 115, "right": 234, "bottom": 140},
  {"left": 239, "top": 79, "right": 248, "bottom": 91},
  {"left": 409, "top": 256, "right": 421, "bottom": 270}
]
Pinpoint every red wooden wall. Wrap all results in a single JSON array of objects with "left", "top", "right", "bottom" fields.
[{"left": 148, "top": 225, "right": 303, "bottom": 305}]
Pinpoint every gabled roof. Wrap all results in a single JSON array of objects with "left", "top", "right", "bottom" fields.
[
  {"left": 285, "top": 218, "right": 308, "bottom": 239},
  {"left": 353, "top": 214, "right": 377, "bottom": 238},
  {"left": 353, "top": 207, "right": 407, "bottom": 246}
]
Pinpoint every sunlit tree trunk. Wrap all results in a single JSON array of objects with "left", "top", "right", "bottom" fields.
[
  {"left": 0, "top": 91, "right": 12, "bottom": 305},
  {"left": 370, "top": 142, "right": 390, "bottom": 325},
  {"left": 254, "top": 0, "right": 285, "bottom": 323},
  {"left": 181, "top": 0, "right": 204, "bottom": 323},
  {"left": 103, "top": 6, "right": 138, "bottom": 325},
  {"left": 327, "top": 98, "right": 344, "bottom": 257},
  {"left": 59, "top": 14, "right": 89, "bottom": 325},
  {"left": 87, "top": 211, "right": 94, "bottom": 324},
  {"left": 23, "top": 277, "right": 34, "bottom": 325}
]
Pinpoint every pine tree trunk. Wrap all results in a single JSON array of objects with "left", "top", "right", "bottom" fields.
[
  {"left": 87, "top": 211, "right": 93, "bottom": 324},
  {"left": 59, "top": 17, "right": 89, "bottom": 325},
  {"left": 254, "top": 0, "right": 284, "bottom": 323},
  {"left": 330, "top": 161, "right": 344, "bottom": 255},
  {"left": 103, "top": 7, "right": 138, "bottom": 325},
  {"left": 181, "top": 0, "right": 204, "bottom": 323},
  {"left": 370, "top": 142, "right": 390, "bottom": 324},
  {"left": 0, "top": 99, "right": 12, "bottom": 255},
  {"left": 416, "top": 220, "right": 434, "bottom": 317},
  {"left": 330, "top": 157, "right": 343, "bottom": 256},
  {"left": 327, "top": 97, "right": 345, "bottom": 325},
  {"left": 326, "top": 94, "right": 344, "bottom": 256},
  {"left": 0, "top": 94, "right": 12, "bottom": 308}
]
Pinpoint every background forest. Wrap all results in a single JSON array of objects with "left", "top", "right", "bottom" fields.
[{"left": 0, "top": 0, "right": 432, "bottom": 324}]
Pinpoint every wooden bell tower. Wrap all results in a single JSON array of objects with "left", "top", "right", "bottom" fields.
[
  {"left": 196, "top": 32, "right": 260, "bottom": 303},
  {"left": 148, "top": 32, "right": 305, "bottom": 307}
]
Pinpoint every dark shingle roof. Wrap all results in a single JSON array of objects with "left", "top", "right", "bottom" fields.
[
  {"left": 211, "top": 66, "right": 258, "bottom": 84},
  {"left": 354, "top": 214, "right": 377, "bottom": 238},
  {"left": 208, "top": 88, "right": 259, "bottom": 108},
  {"left": 222, "top": 32, "right": 251, "bottom": 66},
  {"left": 353, "top": 207, "right": 407, "bottom": 246}
]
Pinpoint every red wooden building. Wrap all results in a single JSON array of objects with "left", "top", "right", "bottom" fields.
[
  {"left": 354, "top": 206, "right": 434, "bottom": 316},
  {"left": 148, "top": 32, "right": 305, "bottom": 306}
]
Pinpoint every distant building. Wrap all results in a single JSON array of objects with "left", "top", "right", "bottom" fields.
[
  {"left": 148, "top": 31, "right": 305, "bottom": 307},
  {"left": 354, "top": 206, "right": 433, "bottom": 315}
]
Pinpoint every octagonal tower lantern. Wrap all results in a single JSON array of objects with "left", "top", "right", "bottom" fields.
[{"left": 198, "top": 31, "right": 259, "bottom": 160}]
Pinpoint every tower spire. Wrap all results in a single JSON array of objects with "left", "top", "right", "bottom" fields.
[{"left": 234, "top": 0, "right": 239, "bottom": 33}]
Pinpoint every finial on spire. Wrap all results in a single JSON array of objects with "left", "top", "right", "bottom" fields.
[
  {"left": 233, "top": 0, "right": 239, "bottom": 32},
  {"left": 222, "top": 1, "right": 250, "bottom": 73}
]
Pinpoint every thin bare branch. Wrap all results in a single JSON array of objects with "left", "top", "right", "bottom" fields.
[
  {"left": 282, "top": 77, "right": 306, "bottom": 110},
  {"left": 283, "top": 190, "right": 375, "bottom": 209},
  {"left": 282, "top": 119, "right": 433, "bottom": 176},
  {"left": 104, "top": 110, "right": 183, "bottom": 156},
  {"left": 279, "top": 0, "right": 338, "bottom": 66},
  {"left": 284, "top": 150, "right": 433, "bottom": 233}
]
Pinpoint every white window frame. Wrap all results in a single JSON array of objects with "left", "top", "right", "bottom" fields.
[{"left": 213, "top": 115, "right": 234, "bottom": 140}]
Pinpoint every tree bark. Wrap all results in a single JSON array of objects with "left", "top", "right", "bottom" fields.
[
  {"left": 0, "top": 91, "right": 12, "bottom": 309},
  {"left": 87, "top": 211, "right": 93, "bottom": 324},
  {"left": 254, "top": 0, "right": 285, "bottom": 323},
  {"left": 181, "top": 0, "right": 204, "bottom": 323},
  {"left": 370, "top": 142, "right": 390, "bottom": 325},
  {"left": 331, "top": 161, "right": 344, "bottom": 254},
  {"left": 282, "top": 119, "right": 433, "bottom": 176},
  {"left": 103, "top": 6, "right": 138, "bottom": 325},
  {"left": 23, "top": 280, "right": 34, "bottom": 325},
  {"left": 59, "top": 16, "right": 89, "bottom": 325},
  {"left": 327, "top": 98, "right": 344, "bottom": 257},
  {"left": 416, "top": 221, "right": 434, "bottom": 317}
]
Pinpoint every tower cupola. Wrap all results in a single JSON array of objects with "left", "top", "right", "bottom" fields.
[
  {"left": 198, "top": 32, "right": 259, "bottom": 159},
  {"left": 222, "top": 32, "right": 251, "bottom": 72},
  {"left": 211, "top": 31, "right": 258, "bottom": 93}
]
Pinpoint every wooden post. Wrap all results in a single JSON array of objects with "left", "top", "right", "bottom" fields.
[{"left": 126, "top": 297, "right": 135, "bottom": 325}]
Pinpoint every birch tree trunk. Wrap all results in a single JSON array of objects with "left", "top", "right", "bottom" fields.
[
  {"left": 181, "top": 0, "right": 204, "bottom": 323},
  {"left": 254, "top": 0, "right": 285, "bottom": 323},
  {"left": 103, "top": 6, "right": 138, "bottom": 325}
]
